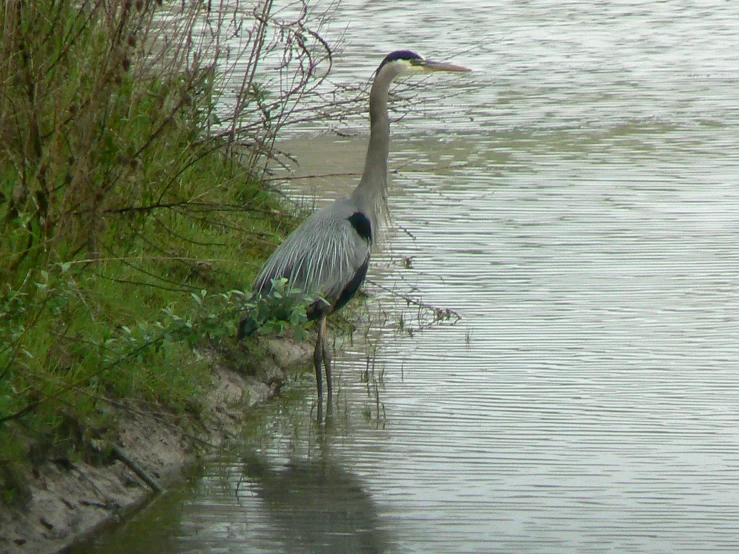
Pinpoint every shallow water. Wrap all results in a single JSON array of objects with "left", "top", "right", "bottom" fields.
[{"left": 76, "top": 1, "right": 739, "bottom": 552}]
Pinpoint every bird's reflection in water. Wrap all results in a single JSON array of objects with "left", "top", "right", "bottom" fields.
[{"left": 243, "top": 453, "right": 391, "bottom": 554}]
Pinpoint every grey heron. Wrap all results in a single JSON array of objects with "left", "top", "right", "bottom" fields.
[{"left": 240, "top": 50, "right": 470, "bottom": 399}]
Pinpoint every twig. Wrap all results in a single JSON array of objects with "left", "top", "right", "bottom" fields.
[
  {"left": 110, "top": 444, "right": 165, "bottom": 494},
  {"left": 365, "top": 278, "right": 462, "bottom": 324},
  {"left": 264, "top": 170, "right": 359, "bottom": 182}
]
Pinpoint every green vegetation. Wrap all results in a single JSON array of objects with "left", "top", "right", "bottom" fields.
[{"left": 0, "top": 0, "right": 334, "bottom": 482}]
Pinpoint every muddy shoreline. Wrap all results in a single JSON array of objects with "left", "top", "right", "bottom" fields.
[{"left": 0, "top": 339, "right": 312, "bottom": 554}]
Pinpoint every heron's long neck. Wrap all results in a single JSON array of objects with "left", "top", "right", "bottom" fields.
[{"left": 352, "top": 69, "right": 395, "bottom": 238}]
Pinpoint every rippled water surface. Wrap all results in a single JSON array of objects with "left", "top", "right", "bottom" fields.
[{"left": 78, "top": 1, "right": 739, "bottom": 552}]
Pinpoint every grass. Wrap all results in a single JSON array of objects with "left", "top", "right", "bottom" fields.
[{"left": 0, "top": 0, "right": 335, "bottom": 497}]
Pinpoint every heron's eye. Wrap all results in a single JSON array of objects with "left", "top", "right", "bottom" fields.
[{"left": 410, "top": 58, "right": 424, "bottom": 66}]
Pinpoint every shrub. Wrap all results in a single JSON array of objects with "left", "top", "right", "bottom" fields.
[{"left": 0, "top": 0, "right": 333, "bottom": 465}]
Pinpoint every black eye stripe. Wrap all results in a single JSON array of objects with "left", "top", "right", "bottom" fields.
[{"left": 377, "top": 50, "right": 423, "bottom": 73}]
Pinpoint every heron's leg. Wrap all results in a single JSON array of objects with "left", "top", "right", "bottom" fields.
[
  {"left": 322, "top": 318, "right": 333, "bottom": 398},
  {"left": 313, "top": 316, "right": 325, "bottom": 398}
]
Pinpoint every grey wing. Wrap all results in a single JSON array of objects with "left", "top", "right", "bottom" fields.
[{"left": 254, "top": 202, "right": 371, "bottom": 306}]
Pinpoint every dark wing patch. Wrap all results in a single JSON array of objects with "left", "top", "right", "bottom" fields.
[
  {"left": 331, "top": 256, "right": 370, "bottom": 315},
  {"left": 347, "top": 211, "right": 373, "bottom": 243},
  {"left": 305, "top": 256, "right": 369, "bottom": 321}
]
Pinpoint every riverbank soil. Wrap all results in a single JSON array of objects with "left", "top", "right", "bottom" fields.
[{"left": 0, "top": 339, "right": 312, "bottom": 554}]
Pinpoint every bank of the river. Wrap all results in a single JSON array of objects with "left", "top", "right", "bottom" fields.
[
  {"left": 1, "top": 2, "right": 337, "bottom": 552},
  {"left": 0, "top": 338, "right": 312, "bottom": 554}
]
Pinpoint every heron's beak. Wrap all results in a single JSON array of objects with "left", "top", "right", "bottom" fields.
[{"left": 420, "top": 59, "right": 472, "bottom": 73}]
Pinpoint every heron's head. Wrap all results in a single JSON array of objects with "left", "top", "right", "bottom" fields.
[{"left": 376, "top": 50, "right": 471, "bottom": 78}]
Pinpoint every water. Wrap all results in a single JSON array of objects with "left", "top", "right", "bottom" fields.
[{"left": 77, "top": 1, "right": 739, "bottom": 552}]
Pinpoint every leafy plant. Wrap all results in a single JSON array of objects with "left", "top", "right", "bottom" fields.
[
  {"left": 240, "top": 278, "right": 316, "bottom": 340},
  {"left": 0, "top": 0, "right": 338, "bottom": 468}
]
